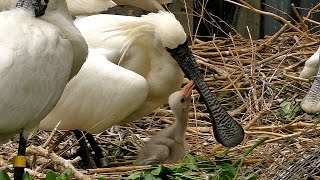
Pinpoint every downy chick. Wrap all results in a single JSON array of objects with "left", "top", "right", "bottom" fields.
[{"left": 134, "top": 80, "right": 195, "bottom": 165}]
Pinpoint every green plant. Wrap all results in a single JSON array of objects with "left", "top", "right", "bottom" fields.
[{"left": 0, "top": 169, "right": 74, "bottom": 180}]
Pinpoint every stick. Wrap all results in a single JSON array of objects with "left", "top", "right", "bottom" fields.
[
  {"left": 43, "top": 121, "right": 61, "bottom": 148},
  {"left": 25, "top": 169, "right": 45, "bottom": 179},
  {"left": 87, "top": 165, "right": 151, "bottom": 174},
  {"left": 230, "top": 127, "right": 320, "bottom": 152},
  {"left": 305, "top": 2, "right": 320, "bottom": 20},
  {"left": 283, "top": 70, "right": 309, "bottom": 82},
  {"left": 290, "top": 3, "right": 308, "bottom": 31},
  {"left": 257, "top": 24, "right": 289, "bottom": 51},
  {"left": 245, "top": 131, "right": 284, "bottom": 137},
  {"left": 238, "top": 0, "right": 313, "bottom": 41},
  {"left": 26, "top": 146, "right": 91, "bottom": 180}
]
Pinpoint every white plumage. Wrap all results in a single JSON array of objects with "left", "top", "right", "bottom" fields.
[
  {"left": 300, "top": 46, "right": 320, "bottom": 79},
  {"left": 0, "top": 0, "right": 87, "bottom": 143},
  {"left": 41, "top": 48, "right": 148, "bottom": 133},
  {"left": 67, "top": 0, "right": 116, "bottom": 16},
  {"left": 0, "top": 8, "right": 71, "bottom": 142},
  {"left": 1, "top": 0, "right": 172, "bottom": 16},
  {"left": 39, "top": 11, "right": 185, "bottom": 134},
  {"left": 0, "top": 0, "right": 116, "bottom": 16},
  {"left": 113, "top": 0, "right": 172, "bottom": 12},
  {"left": 0, "top": 0, "right": 15, "bottom": 11}
]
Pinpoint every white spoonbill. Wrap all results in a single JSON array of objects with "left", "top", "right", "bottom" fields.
[
  {"left": 39, "top": 11, "right": 244, "bottom": 167},
  {"left": 0, "top": 0, "right": 87, "bottom": 178},
  {"left": 134, "top": 80, "right": 195, "bottom": 165}
]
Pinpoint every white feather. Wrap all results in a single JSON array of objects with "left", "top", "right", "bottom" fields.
[
  {"left": 113, "top": 0, "right": 172, "bottom": 12},
  {"left": 0, "top": 5, "right": 75, "bottom": 143},
  {"left": 0, "top": 0, "right": 116, "bottom": 16},
  {"left": 300, "top": 46, "right": 320, "bottom": 79},
  {"left": 0, "top": 0, "right": 173, "bottom": 16},
  {"left": 67, "top": 0, "right": 116, "bottom": 16},
  {"left": 0, "top": 0, "right": 15, "bottom": 11},
  {"left": 39, "top": 11, "right": 185, "bottom": 133},
  {"left": 41, "top": 48, "right": 148, "bottom": 133}
]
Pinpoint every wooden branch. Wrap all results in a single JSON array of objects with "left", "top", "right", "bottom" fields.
[
  {"left": 87, "top": 165, "right": 151, "bottom": 174},
  {"left": 26, "top": 146, "right": 91, "bottom": 180},
  {"left": 238, "top": 0, "right": 313, "bottom": 41},
  {"left": 290, "top": 3, "right": 308, "bottom": 31}
]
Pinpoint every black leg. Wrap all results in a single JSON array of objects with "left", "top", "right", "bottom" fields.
[
  {"left": 85, "top": 133, "right": 110, "bottom": 167},
  {"left": 72, "top": 130, "right": 97, "bottom": 168},
  {"left": 13, "top": 133, "right": 27, "bottom": 180}
]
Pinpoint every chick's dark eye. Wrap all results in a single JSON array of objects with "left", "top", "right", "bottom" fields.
[{"left": 180, "top": 98, "right": 185, "bottom": 103}]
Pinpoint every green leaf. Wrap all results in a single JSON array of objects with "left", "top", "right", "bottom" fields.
[
  {"left": 143, "top": 172, "right": 161, "bottom": 180},
  {"left": 0, "top": 170, "right": 10, "bottom": 180},
  {"left": 246, "top": 173, "right": 257, "bottom": 180},
  {"left": 98, "top": 177, "right": 106, "bottom": 180},
  {"left": 127, "top": 171, "right": 142, "bottom": 180},
  {"left": 173, "top": 172, "right": 202, "bottom": 180},
  {"left": 216, "top": 162, "right": 237, "bottom": 179},
  {"left": 194, "top": 155, "right": 207, "bottom": 162},
  {"left": 168, "top": 166, "right": 188, "bottom": 174},
  {"left": 222, "top": 162, "right": 236, "bottom": 175},
  {"left": 23, "top": 171, "right": 33, "bottom": 180},
  {"left": 45, "top": 170, "right": 57, "bottom": 180},
  {"left": 57, "top": 169, "right": 73, "bottom": 180},
  {"left": 170, "top": 177, "right": 183, "bottom": 180},
  {"left": 151, "top": 166, "right": 162, "bottom": 176},
  {"left": 167, "top": 164, "right": 183, "bottom": 171},
  {"left": 277, "top": 101, "right": 302, "bottom": 122},
  {"left": 62, "top": 169, "right": 73, "bottom": 177},
  {"left": 183, "top": 155, "right": 198, "bottom": 171},
  {"left": 215, "top": 151, "right": 227, "bottom": 159}
]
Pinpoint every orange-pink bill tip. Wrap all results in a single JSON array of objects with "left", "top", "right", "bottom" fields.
[{"left": 181, "top": 80, "right": 195, "bottom": 97}]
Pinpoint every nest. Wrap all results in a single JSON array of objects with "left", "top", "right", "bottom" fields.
[{"left": 1, "top": 1, "right": 320, "bottom": 179}]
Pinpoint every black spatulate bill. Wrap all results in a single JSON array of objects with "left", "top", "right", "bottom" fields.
[{"left": 167, "top": 41, "right": 245, "bottom": 147}]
